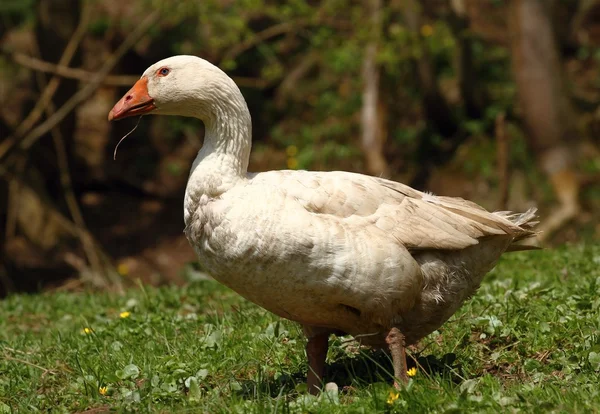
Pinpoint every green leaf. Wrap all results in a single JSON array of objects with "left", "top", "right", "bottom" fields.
[
  {"left": 459, "top": 379, "right": 479, "bottom": 394},
  {"left": 202, "top": 330, "right": 222, "bottom": 349},
  {"left": 161, "top": 381, "right": 178, "bottom": 393},
  {"left": 589, "top": 352, "right": 600, "bottom": 371},
  {"left": 0, "top": 402, "right": 11, "bottom": 414},
  {"left": 229, "top": 380, "right": 242, "bottom": 392},
  {"left": 116, "top": 364, "right": 140, "bottom": 380},
  {"left": 188, "top": 377, "right": 202, "bottom": 403}
]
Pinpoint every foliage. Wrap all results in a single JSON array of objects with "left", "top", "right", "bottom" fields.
[
  {"left": 1, "top": 244, "right": 599, "bottom": 412},
  {"left": 142, "top": 0, "right": 490, "bottom": 171},
  {"left": 0, "top": 0, "right": 35, "bottom": 20}
]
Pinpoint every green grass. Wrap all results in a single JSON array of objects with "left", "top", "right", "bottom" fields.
[{"left": 1, "top": 244, "right": 600, "bottom": 413}]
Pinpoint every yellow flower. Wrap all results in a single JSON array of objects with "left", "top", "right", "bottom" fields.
[
  {"left": 286, "top": 145, "right": 298, "bottom": 157},
  {"left": 119, "top": 311, "right": 131, "bottom": 319},
  {"left": 117, "top": 263, "right": 129, "bottom": 276},
  {"left": 287, "top": 157, "right": 298, "bottom": 170},
  {"left": 407, "top": 367, "right": 417, "bottom": 377},
  {"left": 82, "top": 327, "right": 93, "bottom": 334},
  {"left": 420, "top": 24, "right": 434, "bottom": 37},
  {"left": 387, "top": 390, "right": 400, "bottom": 404},
  {"left": 99, "top": 386, "right": 108, "bottom": 395}
]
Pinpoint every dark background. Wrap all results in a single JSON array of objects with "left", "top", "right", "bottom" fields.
[{"left": 0, "top": 0, "right": 598, "bottom": 296}]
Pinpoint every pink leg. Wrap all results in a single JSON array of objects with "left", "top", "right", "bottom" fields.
[
  {"left": 306, "top": 333, "right": 329, "bottom": 395},
  {"left": 386, "top": 327, "right": 409, "bottom": 388}
]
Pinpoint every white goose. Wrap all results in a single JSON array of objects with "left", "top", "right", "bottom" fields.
[{"left": 109, "top": 55, "right": 539, "bottom": 394}]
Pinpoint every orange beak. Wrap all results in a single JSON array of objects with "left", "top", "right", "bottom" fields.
[{"left": 108, "top": 77, "right": 156, "bottom": 121}]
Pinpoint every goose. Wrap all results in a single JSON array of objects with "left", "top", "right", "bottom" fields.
[{"left": 108, "top": 55, "right": 539, "bottom": 394}]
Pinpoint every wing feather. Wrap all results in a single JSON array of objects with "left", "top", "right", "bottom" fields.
[{"left": 249, "top": 170, "right": 538, "bottom": 251}]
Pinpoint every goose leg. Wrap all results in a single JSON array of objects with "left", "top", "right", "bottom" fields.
[
  {"left": 306, "top": 332, "right": 329, "bottom": 395},
  {"left": 386, "top": 327, "right": 409, "bottom": 388}
]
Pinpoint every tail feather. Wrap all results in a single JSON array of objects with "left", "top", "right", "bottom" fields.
[
  {"left": 495, "top": 207, "right": 539, "bottom": 228},
  {"left": 494, "top": 207, "right": 541, "bottom": 250}
]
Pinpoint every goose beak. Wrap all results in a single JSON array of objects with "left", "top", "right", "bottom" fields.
[{"left": 108, "top": 77, "right": 156, "bottom": 121}]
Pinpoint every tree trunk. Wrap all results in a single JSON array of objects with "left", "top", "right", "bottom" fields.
[
  {"left": 509, "top": 0, "right": 581, "bottom": 239},
  {"left": 361, "top": 0, "right": 390, "bottom": 177},
  {"left": 34, "top": 0, "right": 82, "bottom": 189}
]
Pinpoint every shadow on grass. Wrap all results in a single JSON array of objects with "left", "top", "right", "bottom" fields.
[
  {"left": 326, "top": 349, "right": 463, "bottom": 389},
  {"left": 235, "top": 348, "right": 462, "bottom": 398}
]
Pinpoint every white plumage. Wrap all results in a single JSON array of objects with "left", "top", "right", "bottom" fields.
[{"left": 109, "top": 55, "right": 540, "bottom": 393}]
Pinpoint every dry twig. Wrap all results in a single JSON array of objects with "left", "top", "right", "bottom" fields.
[
  {"left": 220, "top": 20, "right": 311, "bottom": 64},
  {"left": 2, "top": 355, "right": 57, "bottom": 376},
  {"left": 275, "top": 52, "right": 320, "bottom": 107},
  {"left": 8, "top": 51, "right": 271, "bottom": 89},
  {"left": 0, "top": 10, "right": 160, "bottom": 164},
  {"left": 9, "top": 52, "right": 139, "bottom": 86}
]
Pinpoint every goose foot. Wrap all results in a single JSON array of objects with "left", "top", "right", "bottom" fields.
[
  {"left": 386, "top": 327, "right": 409, "bottom": 388},
  {"left": 306, "top": 332, "right": 329, "bottom": 395}
]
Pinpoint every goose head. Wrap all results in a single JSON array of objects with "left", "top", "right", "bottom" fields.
[{"left": 108, "top": 55, "right": 244, "bottom": 122}]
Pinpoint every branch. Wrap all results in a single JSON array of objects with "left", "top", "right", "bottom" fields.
[
  {"left": 0, "top": 10, "right": 160, "bottom": 164},
  {"left": 32, "top": 65, "right": 120, "bottom": 292},
  {"left": 220, "top": 19, "right": 311, "bottom": 64},
  {"left": 218, "top": 11, "right": 353, "bottom": 66},
  {"left": 3, "top": 355, "right": 57, "bottom": 376},
  {"left": 0, "top": 163, "right": 121, "bottom": 289},
  {"left": 12, "top": 1, "right": 91, "bottom": 139},
  {"left": 8, "top": 52, "right": 139, "bottom": 86},
  {"left": 275, "top": 52, "right": 320, "bottom": 107},
  {"left": 7, "top": 52, "right": 271, "bottom": 89}
]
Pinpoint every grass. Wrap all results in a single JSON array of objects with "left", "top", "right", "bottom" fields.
[{"left": 1, "top": 244, "right": 600, "bottom": 413}]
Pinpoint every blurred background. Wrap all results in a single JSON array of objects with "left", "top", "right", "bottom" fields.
[{"left": 0, "top": 0, "right": 598, "bottom": 296}]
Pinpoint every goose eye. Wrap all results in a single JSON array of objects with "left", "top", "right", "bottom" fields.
[{"left": 157, "top": 67, "right": 170, "bottom": 77}]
